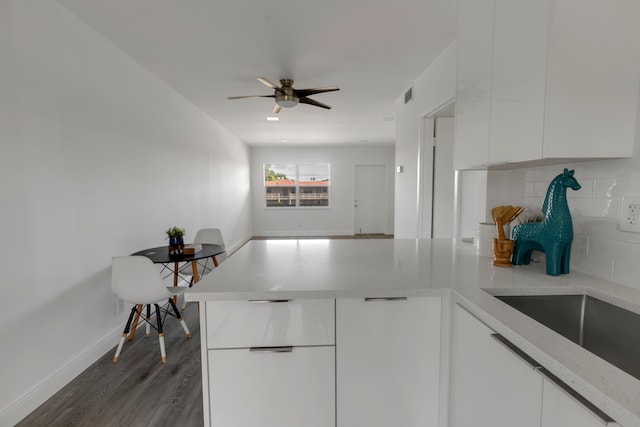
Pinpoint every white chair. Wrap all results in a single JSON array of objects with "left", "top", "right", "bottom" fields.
[
  {"left": 180, "top": 227, "right": 227, "bottom": 280},
  {"left": 111, "top": 256, "right": 191, "bottom": 364},
  {"left": 180, "top": 228, "right": 227, "bottom": 310},
  {"left": 194, "top": 227, "right": 227, "bottom": 267}
]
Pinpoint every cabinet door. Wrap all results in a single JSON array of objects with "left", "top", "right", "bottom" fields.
[
  {"left": 542, "top": 0, "right": 640, "bottom": 159},
  {"left": 541, "top": 376, "right": 620, "bottom": 427},
  {"left": 336, "top": 297, "right": 441, "bottom": 427},
  {"left": 489, "top": 0, "right": 551, "bottom": 164},
  {"left": 454, "top": 0, "right": 494, "bottom": 169},
  {"left": 449, "top": 304, "right": 543, "bottom": 427},
  {"left": 208, "top": 346, "right": 335, "bottom": 427}
]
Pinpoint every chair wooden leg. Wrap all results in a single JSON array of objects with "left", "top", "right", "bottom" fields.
[
  {"left": 182, "top": 260, "right": 201, "bottom": 312},
  {"left": 155, "top": 303, "right": 167, "bottom": 363},
  {"left": 128, "top": 304, "right": 143, "bottom": 341},
  {"left": 114, "top": 306, "right": 137, "bottom": 363}
]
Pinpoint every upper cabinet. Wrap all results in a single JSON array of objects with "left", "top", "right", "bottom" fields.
[
  {"left": 455, "top": 0, "right": 640, "bottom": 170},
  {"left": 454, "top": 0, "right": 494, "bottom": 169}
]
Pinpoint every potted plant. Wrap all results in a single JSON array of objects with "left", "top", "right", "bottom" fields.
[{"left": 166, "top": 226, "right": 185, "bottom": 255}]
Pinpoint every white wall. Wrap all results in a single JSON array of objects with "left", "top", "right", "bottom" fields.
[
  {"left": 0, "top": 2, "right": 252, "bottom": 424},
  {"left": 394, "top": 41, "right": 457, "bottom": 238},
  {"left": 251, "top": 145, "right": 395, "bottom": 236},
  {"left": 457, "top": 171, "right": 488, "bottom": 239}
]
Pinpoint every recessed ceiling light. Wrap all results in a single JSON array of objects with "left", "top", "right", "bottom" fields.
[
  {"left": 383, "top": 117, "right": 395, "bottom": 122},
  {"left": 266, "top": 116, "right": 279, "bottom": 121}
]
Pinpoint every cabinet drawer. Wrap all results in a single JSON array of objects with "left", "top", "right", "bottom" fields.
[
  {"left": 205, "top": 299, "right": 335, "bottom": 348},
  {"left": 208, "top": 346, "right": 335, "bottom": 427}
]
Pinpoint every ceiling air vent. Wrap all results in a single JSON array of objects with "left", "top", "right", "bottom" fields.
[{"left": 404, "top": 87, "right": 413, "bottom": 104}]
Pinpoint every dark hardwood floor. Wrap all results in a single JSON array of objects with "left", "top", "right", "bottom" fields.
[
  {"left": 18, "top": 234, "right": 393, "bottom": 426},
  {"left": 17, "top": 304, "right": 204, "bottom": 427}
]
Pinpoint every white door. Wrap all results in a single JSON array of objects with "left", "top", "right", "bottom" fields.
[{"left": 354, "top": 164, "right": 386, "bottom": 234}]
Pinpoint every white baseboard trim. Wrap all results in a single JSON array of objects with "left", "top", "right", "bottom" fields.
[
  {"left": 227, "top": 234, "right": 252, "bottom": 256},
  {"left": 0, "top": 325, "right": 123, "bottom": 426}
]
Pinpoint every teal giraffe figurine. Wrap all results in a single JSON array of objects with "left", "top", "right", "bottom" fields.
[{"left": 512, "top": 168, "right": 581, "bottom": 276}]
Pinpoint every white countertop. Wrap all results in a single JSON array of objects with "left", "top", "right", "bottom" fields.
[{"left": 185, "top": 238, "right": 640, "bottom": 426}]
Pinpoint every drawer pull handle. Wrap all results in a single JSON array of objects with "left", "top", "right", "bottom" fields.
[
  {"left": 490, "top": 334, "right": 541, "bottom": 370},
  {"left": 248, "top": 299, "right": 291, "bottom": 303},
  {"left": 249, "top": 346, "right": 294, "bottom": 353},
  {"left": 365, "top": 297, "right": 408, "bottom": 302},
  {"left": 537, "top": 368, "right": 615, "bottom": 424}
]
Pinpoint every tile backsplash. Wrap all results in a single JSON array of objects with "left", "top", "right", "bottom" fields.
[{"left": 523, "top": 157, "right": 640, "bottom": 289}]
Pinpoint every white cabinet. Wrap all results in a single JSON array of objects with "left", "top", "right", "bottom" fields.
[
  {"left": 451, "top": 303, "right": 621, "bottom": 427},
  {"left": 449, "top": 304, "right": 543, "bottom": 427},
  {"left": 489, "top": 0, "right": 550, "bottom": 164},
  {"left": 203, "top": 299, "right": 335, "bottom": 427},
  {"left": 455, "top": 0, "right": 640, "bottom": 169},
  {"left": 201, "top": 297, "right": 442, "bottom": 427},
  {"left": 453, "top": 0, "right": 494, "bottom": 169},
  {"left": 208, "top": 346, "right": 335, "bottom": 427},
  {"left": 541, "top": 374, "right": 620, "bottom": 427},
  {"left": 336, "top": 296, "right": 441, "bottom": 427}
]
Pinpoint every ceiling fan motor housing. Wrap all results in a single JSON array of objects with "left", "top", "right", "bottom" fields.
[{"left": 276, "top": 79, "right": 298, "bottom": 107}]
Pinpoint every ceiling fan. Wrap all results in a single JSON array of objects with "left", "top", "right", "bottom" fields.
[{"left": 228, "top": 77, "right": 340, "bottom": 114}]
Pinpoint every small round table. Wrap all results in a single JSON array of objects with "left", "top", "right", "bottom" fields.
[
  {"left": 128, "top": 243, "right": 225, "bottom": 339},
  {"left": 132, "top": 243, "right": 225, "bottom": 285}
]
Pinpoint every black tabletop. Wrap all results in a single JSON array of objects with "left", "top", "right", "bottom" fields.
[{"left": 131, "top": 243, "right": 225, "bottom": 264}]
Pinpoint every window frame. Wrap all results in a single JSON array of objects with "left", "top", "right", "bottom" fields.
[{"left": 263, "top": 163, "right": 331, "bottom": 209}]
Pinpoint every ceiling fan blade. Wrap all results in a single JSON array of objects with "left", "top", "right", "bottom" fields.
[
  {"left": 299, "top": 97, "right": 332, "bottom": 110},
  {"left": 227, "top": 95, "right": 275, "bottom": 100},
  {"left": 272, "top": 104, "right": 281, "bottom": 114},
  {"left": 295, "top": 87, "right": 340, "bottom": 98},
  {"left": 256, "top": 77, "right": 282, "bottom": 90}
]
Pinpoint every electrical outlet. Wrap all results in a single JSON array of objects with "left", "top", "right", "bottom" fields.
[{"left": 618, "top": 196, "right": 640, "bottom": 233}]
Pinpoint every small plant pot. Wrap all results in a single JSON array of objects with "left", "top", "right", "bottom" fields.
[
  {"left": 492, "top": 238, "right": 514, "bottom": 267},
  {"left": 168, "top": 237, "right": 184, "bottom": 255}
]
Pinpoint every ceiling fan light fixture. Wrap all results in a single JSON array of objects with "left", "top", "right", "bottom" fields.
[{"left": 275, "top": 93, "right": 299, "bottom": 108}]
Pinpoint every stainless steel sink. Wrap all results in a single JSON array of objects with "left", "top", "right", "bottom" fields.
[{"left": 495, "top": 294, "right": 640, "bottom": 381}]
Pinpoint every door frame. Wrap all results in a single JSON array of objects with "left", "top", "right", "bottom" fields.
[{"left": 417, "top": 99, "right": 455, "bottom": 239}]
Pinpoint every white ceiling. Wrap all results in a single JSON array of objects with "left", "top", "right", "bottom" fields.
[{"left": 58, "top": 0, "right": 458, "bottom": 147}]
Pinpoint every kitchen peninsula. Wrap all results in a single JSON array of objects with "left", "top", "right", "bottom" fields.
[{"left": 185, "top": 239, "right": 640, "bottom": 427}]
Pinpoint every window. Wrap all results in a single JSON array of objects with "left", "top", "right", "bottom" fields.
[{"left": 264, "top": 163, "right": 330, "bottom": 208}]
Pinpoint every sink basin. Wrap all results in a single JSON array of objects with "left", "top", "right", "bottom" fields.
[{"left": 495, "top": 294, "right": 640, "bottom": 381}]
